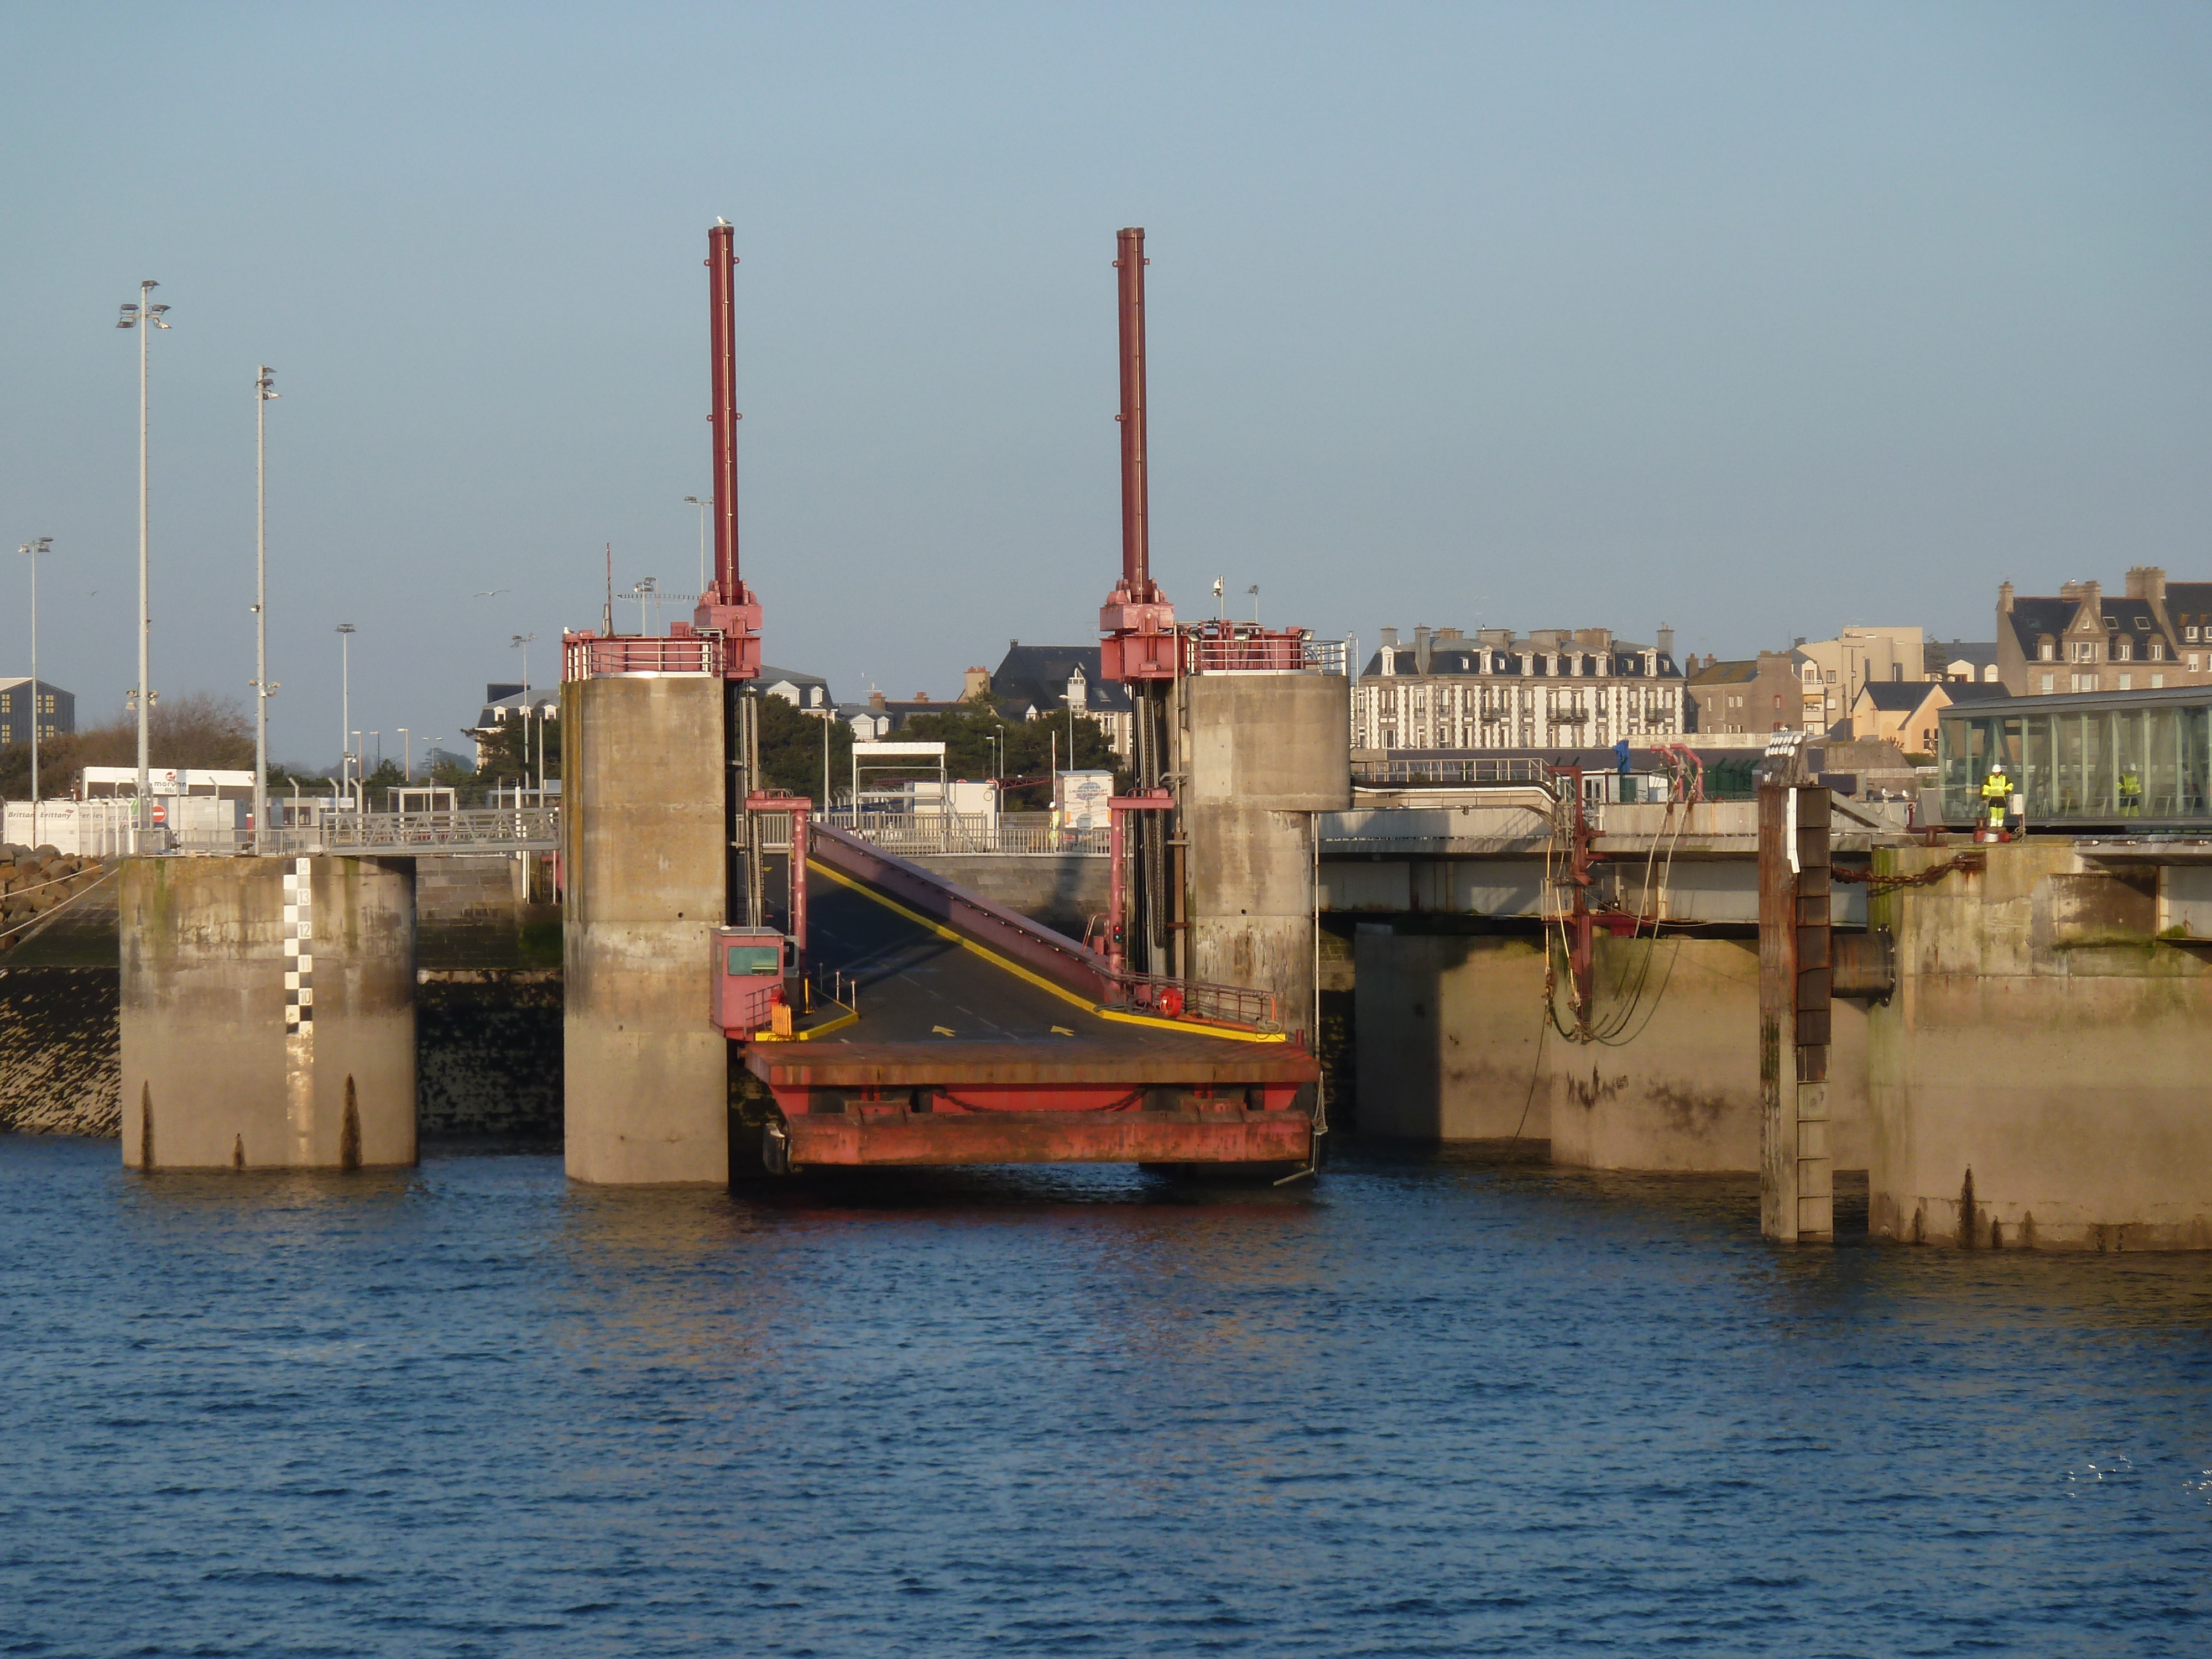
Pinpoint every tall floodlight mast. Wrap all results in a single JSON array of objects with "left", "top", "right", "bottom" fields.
[
  {"left": 117, "top": 280, "right": 171, "bottom": 842},
  {"left": 253, "top": 367, "right": 280, "bottom": 846}
]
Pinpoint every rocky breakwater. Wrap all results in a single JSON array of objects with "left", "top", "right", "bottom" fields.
[
  {"left": 0, "top": 844, "right": 123, "bottom": 1136},
  {"left": 0, "top": 845, "right": 109, "bottom": 943}
]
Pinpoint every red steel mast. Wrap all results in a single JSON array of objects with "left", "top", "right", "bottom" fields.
[
  {"left": 1099, "top": 227, "right": 1175, "bottom": 682},
  {"left": 696, "top": 217, "right": 761, "bottom": 680}
]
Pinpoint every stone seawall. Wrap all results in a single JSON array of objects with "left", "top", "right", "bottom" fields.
[{"left": 0, "top": 967, "right": 121, "bottom": 1136}]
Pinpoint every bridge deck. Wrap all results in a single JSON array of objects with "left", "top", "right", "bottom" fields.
[{"left": 745, "top": 869, "right": 1317, "bottom": 1168}]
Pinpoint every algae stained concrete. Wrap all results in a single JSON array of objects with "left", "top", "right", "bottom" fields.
[
  {"left": 119, "top": 855, "right": 415, "bottom": 1170},
  {"left": 1177, "top": 672, "right": 1350, "bottom": 1044},
  {"left": 1868, "top": 841, "right": 2212, "bottom": 1250},
  {"left": 562, "top": 675, "right": 727, "bottom": 1184}
]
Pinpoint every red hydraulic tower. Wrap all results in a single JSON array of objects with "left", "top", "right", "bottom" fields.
[
  {"left": 695, "top": 217, "right": 763, "bottom": 682},
  {"left": 1098, "top": 227, "right": 1176, "bottom": 683}
]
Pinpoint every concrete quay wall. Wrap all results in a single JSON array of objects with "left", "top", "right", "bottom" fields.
[
  {"left": 1869, "top": 841, "right": 2212, "bottom": 1250},
  {"left": 906, "top": 853, "right": 1106, "bottom": 940},
  {"left": 1350, "top": 925, "right": 1871, "bottom": 1173}
]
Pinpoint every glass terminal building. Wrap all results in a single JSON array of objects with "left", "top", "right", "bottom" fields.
[{"left": 1939, "top": 686, "right": 2212, "bottom": 827}]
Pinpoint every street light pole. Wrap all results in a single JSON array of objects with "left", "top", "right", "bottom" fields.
[
  {"left": 684, "top": 495, "right": 711, "bottom": 595},
  {"left": 16, "top": 538, "right": 51, "bottom": 847},
  {"left": 336, "top": 623, "right": 356, "bottom": 792},
  {"left": 398, "top": 728, "right": 411, "bottom": 785},
  {"left": 117, "top": 280, "right": 171, "bottom": 843},
  {"left": 253, "top": 367, "right": 279, "bottom": 848}
]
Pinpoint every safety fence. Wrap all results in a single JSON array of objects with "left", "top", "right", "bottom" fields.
[
  {"left": 1103, "top": 972, "right": 1279, "bottom": 1031},
  {"left": 830, "top": 811, "right": 1109, "bottom": 857},
  {"left": 562, "top": 633, "right": 722, "bottom": 679}
]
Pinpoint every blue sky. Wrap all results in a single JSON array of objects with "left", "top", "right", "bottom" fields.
[{"left": 3, "top": 2, "right": 2208, "bottom": 766}]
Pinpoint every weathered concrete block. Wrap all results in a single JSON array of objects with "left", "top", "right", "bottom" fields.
[
  {"left": 119, "top": 855, "right": 415, "bottom": 1170},
  {"left": 1178, "top": 673, "right": 1350, "bottom": 1042},
  {"left": 1869, "top": 840, "right": 2212, "bottom": 1250},
  {"left": 562, "top": 675, "right": 727, "bottom": 1184}
]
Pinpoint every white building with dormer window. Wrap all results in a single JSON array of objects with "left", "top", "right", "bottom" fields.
[{"left": 1353, "top": 625, "right": 1686, "bottom": 753}]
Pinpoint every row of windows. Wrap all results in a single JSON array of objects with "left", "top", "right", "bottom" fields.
[
  {"left": 0, "top": 693, "right": 59, "bottom": 716},
  {"left": 2038, "top": 638, "right": 2171, "bottom": 663}
]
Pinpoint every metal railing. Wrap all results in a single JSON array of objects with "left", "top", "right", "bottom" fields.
[
  {"left": 1352, "top": 755, "right": 1552, "bottom": 786},
  {"left": 1181, "top": 623, "right": 1314, "bottom": 675},
  {"left": 1104, "top": 972, "right": 1280, "bottom": 1031},
  {"left": 313, "top": 807, "right": 560, "bottom": 853},
  {"left": 831, "top": 810, "right": 1109, "bottom": 856},
  {"left": 563, "top": 632, "right": 722, "bottom": 679}
]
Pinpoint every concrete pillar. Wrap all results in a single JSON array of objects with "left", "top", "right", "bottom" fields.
[
  {"left": 1758, "top": 784, "right": 1835, "bottom": 1241},
  {"left": 119, "top": 855, "right": 416, "bottom": 1170},
  {"left": 562, "top": 675, "right": 728, "bottom": 1183},
  {"left": 1867, "top": 840, "right": 2212, "bottom": 1249},
  {"left": 1176, "top": 672, "right": 1349, "bottom": 1043}
]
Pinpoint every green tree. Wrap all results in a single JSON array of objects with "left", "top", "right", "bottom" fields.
[
  {"left": 754, "top": 692, "right": 851, "bottom": 802},
  {"left": 473, "top": 712, "right": 559, "bottom": 790}
]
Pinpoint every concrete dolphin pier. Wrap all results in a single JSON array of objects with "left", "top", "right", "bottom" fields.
[{"left": 119, "top": 855, "right": 416, "bottom": 1170}]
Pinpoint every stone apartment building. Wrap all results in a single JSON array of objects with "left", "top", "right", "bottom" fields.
[
  {"left": 1353, "top": 625, "right": 1684, "bottom": 752},
  {"left": 1996, "top": 567, "right": 2212, "bottom": 696},
  {"left": 1788, "top": 627, "right": 1926, "bottom": 731},
  {"left": 1684, "top": 652, "right": 1800, "bottom": 735}
]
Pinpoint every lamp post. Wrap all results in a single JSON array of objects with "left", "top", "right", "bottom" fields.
[
  {"left": 117, "top": 279, "right": 172, "bottom": 843},
  {"left": 511, "top": 634, "right": 539, "bottom": 795},
  {"left": 252, "top": 366, "right": 279, "bottom": 847},
  {"left": 15, "top": 538, "right": 51, "bottom": 847},
  {"left": 684, "top": 495, "right": 711, "bottom": 595},
  {"left": 335, "top": 624, "right": 356, "bottom": 791},
  {"left": 398, "top": 728, "right": 411, "bottom": 785}
]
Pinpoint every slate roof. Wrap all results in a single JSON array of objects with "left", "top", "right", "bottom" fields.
[
  {"left": 1854, "top": 681, "right": 1939, "bottom": 713},
  {"left": 1938, "top": 682, "right": 2015, "bottom": 706},
  {"left": 1357, "top": 641, "right": 1682, "bottom": 680},
  {"left": 1688, "top": 659, "right": 1760, "bottom": 687},
  {"left": 990, "top": 644, "right": 1134, "bottom": 716}
]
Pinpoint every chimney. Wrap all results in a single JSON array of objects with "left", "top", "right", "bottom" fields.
[
  {"left": 1414, "top": 625, "right": 1432, "bottom": 676},
  {"left": 2058, "top": 580, "right": 2084, "bottom": 601},
  {"left": 1793, "top": 637, "right": 1806, "bottom": 648},
  {"left": 1997, "top": 582, "right": 2014, "bottom": 615},
  {"left": 868, "top": 690, "right": 887, "bottom": 712},
  {"left": 963, "top": 666, "right": 990, "bottom": 700},
  {"left": 1379, "top": 626, "right": 1399, "bottom": 649},
  {"left": 2126, "top": 565, "right": 2167, "bottom": 606},
  {"left": 1656, "top": 624, "right": 1675, "bottom": 661}
]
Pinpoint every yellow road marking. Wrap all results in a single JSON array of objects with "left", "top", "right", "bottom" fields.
[{"left": 807, "top": 858, "right": 1290, "bottom": 1045}]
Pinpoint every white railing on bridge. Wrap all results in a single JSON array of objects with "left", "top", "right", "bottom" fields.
[{"left": 830, "top": 810, "right": 1108, "bottom": 857}]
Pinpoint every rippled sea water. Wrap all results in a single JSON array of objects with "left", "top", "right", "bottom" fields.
[{"left": 3, "top": 1136, "right": 2209, "bottom": 1657}]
